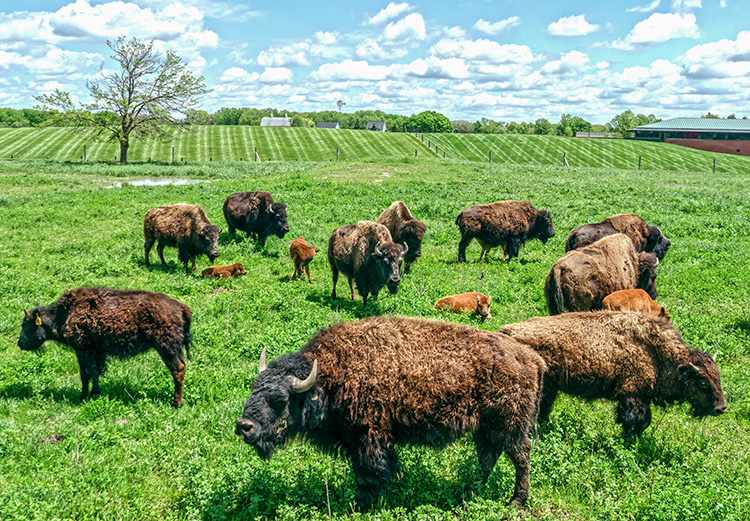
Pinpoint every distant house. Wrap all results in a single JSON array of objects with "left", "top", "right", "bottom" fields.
[
  {"left": 366, "top": 121, "right": 387, "bottom": 132},
  {"left": 630, "top": 117, "right": 750, "bottom": 156},
  {"left": 316, "top": 122, "right": 340, "bottom": 129},
  {"left": 260, "top": 116, "right": 292, "bottom": 127}
]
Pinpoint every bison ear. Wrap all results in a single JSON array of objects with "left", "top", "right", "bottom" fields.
[{"left": 301, "top": 387, "right": 327, "bottom": 428}]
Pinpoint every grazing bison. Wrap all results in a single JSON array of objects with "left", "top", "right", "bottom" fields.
[
  {"left": 456, "top": 200, "right": 554, "bottom": 263},
  {"left": 603, "top": 288, "right": 670, "bottom": 319},
  {"left": 235, "top": 317, "right": 546, "bottom": 510},
  {"left": 377, "top": 201, "right": 427, "bottom": 273},
  {"left": 201, "top": 262, "right": 247, "bottom": 280},
  {"left": 18, "top": 287, "right": 192, "bottom": 408},
  {"left": 500, "top": 311, "right": 727, "bottom": 437},
  {"left": 435, "top": 292, "right": 493, "bottom": 320},
  {"left": 545, "top": 234, "right": 659, "bottom": 315},
  {"left": 144, "top": 204, "right": 220, "bottom": 274},
  {"left": 223, "top": 191, "right": 289, "bottom": 246},
  {"left": 328, "top": 221, "right": 405, "bottom": 305},
  {"left": 565, "top": 213, "right": 671, "bottom": 261},
  {"left": 289, "top": 236, "right": 319, "bottom": 283}
]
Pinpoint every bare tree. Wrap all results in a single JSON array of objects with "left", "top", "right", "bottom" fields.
[{"left": 35, "top": 36, "right": 209, "bottom": 163}]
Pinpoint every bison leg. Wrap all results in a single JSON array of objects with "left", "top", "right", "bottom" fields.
[
  {"left": 350, "top": 434, "right": 397, "bottom": 512},
  {"left": 144, "top": 237, "right": 155, "bottom": 266},
  {"left": 403, "top": 261, "right": 412, "bottom": 274},
  {"left": 157, "top": 242, "right": 167, "bottom": 265},
  {"left": 348, "top": 277, "right": 357, "bottom": 301},
  {"left": 506, "top": 238, "right": 521, "bottom": 260},
  {"left": 457, "top": 235, "right": 473, "bottom": 263},
  {"left": 75, "top": 351, "right": 97, "bottom": 401},
  {"left": 538, "top": 382, "right": 558, "bottom": 425},
  {"left": 473, "top": 429, "right": 500, "bottom": 485},
  {"left": 331, "top": 267, "right": 339, "bottom": 300},
  {"left": 504, "top": 435, "right": 532, "bottom": 507},
  {"left": 617, "top": 396, "right": 652, "bottom": 437},
  {"left": 159, "top": 352, "right": 186, "bottom": 408},
  {"left": 305, "top": 264, "right": 313, "bottom": 284}
]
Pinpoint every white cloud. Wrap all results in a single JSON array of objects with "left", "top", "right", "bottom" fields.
[
  {"left": 382, "top": 13, "right": 426, "bottom": 43},
  {"left": 672, "top": 0, "right": 702, "bottom": 11},
  {"left": 473, "top": 17, "right": 521, "bottom": 35},
  {"left": 309, "top": 60, "right": 396, "bottom": 82},
  {"left": 431, "top": 39, "right": 536, "bottom": 65},
  {"left": 404, "top": 57, "right": 468, "bottom": 79},
  {"left": 356, "top": 38, "right": 407, "bottom": 61},
  {"left": 220, "top": 67, "right": 259, "bottom": 83},
  {"left": 260, "top": 67, "right": 293, "bottom": 84},
  {"left": 541, "top": 50, "right": 590, "bottom": 76},
  {"left": 366, "top": 2, "right": 413, "bottom": 25},
  {"left": 548, "top": 15, "right": 599, "bottom": 36},
  {"left": 609, "top": 13, "right": 700, "bottom": 50},
  {"left": 627, "top": 0, "right": 661, "bottom": 13},
  {"left": 681, "top": 30, "right": 750, "bottom": 78}
]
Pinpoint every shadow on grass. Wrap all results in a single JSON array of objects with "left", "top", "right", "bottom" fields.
[
  {"left": 305, "top": 288, "right": 386, "bottom": 319},
  {"left": 729, "top": 319, "right": 750, "bottom": 335},
  {"left": 0, "top": 380, "right": 174, "bottom": 407}
]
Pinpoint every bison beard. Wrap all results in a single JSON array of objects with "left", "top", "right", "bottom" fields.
[{"left": 236, "top": 317, "right": 547, "bottom": 511}]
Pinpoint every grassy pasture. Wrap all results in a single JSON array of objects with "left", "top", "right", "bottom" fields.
[{"left": 0, "top": 157, "right": 748, "bottom": 520}]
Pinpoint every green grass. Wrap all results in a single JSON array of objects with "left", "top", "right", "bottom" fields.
[{"left": 0, "top": 157, "right": 748, "bottom": 520}]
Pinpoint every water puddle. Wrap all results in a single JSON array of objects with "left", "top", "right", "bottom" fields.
[{"left": 102, "top": 178, "right": 211, "bottom": 189}]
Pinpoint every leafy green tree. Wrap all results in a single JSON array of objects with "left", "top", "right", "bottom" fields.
[
  {"left": 533, "top": 118, "right": 553, "bottom": 135},
  {"left": 214, "top": 107, "right": 243, "bottom": 125},
  {"left": 35, "top": 36, "right": 209, "bottom": 163},
  {"left": 451, "top": 120, "right": 473, "bottom": 133},
  {"left": 506, "top": 121, "right": 529, "bottom": 134},
  {"left": 407, "top": 111, "right": 453, "bottom": 133},
  {"left": 185, "top": 109, "right": 214, "bottom": 126},
  {"left": 607, "top": 111, "right": 660, "bottom": 137},
  {"left": 558, "top": 113, "right": 592, "bottom": 136}
]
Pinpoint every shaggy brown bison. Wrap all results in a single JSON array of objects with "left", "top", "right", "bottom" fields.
[
  {"left": 435, "top": 292, "right": 492, "bottom": 320},
  {"left": 235, "top": 317, "right": 546, "bottom": 510},
  {"left": 328, "top": 221, "right": 405, "bottom": 305},
  {"left": 545, "top": 234, "right": 659, "bottom": 315},
  {"left": 565, "top": 213, "right": 671, "bottom": 261},
  {"left": 201, "top": 262, "right": 247, "bottom": 279},
  {"left": 603, "top": 288, "right": 670, "bottom": 319},
  {"left": 289, "top": 236, "right": 319, "bottom": 283},
  {"left": 500, "top": 311, "right": 726, "bottom": 437},
  {"left": 223, "top": 191, "right": 289, "bottom": 246},
  {"left": 18, "top": 287, "right": 192, "bottom": 408},
  {"left": 456, "top": 200, "right": 554, "bottom": 262},
  {"left": 144, "top": 204, "right": 220, "bottom": 274},
  {"left": 377, "top": 201, "right": 427, "bottom": 273}
]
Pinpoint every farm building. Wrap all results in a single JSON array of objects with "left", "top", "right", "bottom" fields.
[
  {"left": 260, "top": 116, "right": 292, "bottom": 127},
  {"left": 316, "top": 122, "right": 340, "bottom": 129},
  {"left": 366, "top": 121, "right": 387, "bottom": 132},
  {"left": 630, "top": 118, "right": 750, "bottom": 156}
]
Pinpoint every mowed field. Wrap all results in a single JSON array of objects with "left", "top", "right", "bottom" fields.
[{"left": 0, "top": 157, "right": 748, "bottom": 520}]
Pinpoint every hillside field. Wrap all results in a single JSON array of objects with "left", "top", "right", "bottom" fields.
[{"left": 0, "top": 157, "right": 748, "bottom": 520}]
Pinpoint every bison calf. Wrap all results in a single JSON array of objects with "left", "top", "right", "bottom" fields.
[
  {"left": 377, "top": 201, "right": 427, "bottom": 273},
  {"left": 201, "top": 262, "right": 247, "bottom": 279},
  {"left": 236, "top": 317, "right": 546, "bottom": 510},
  {"left": 18, "top": 287, "right": 192, "bottom": 408},
  {"left": 289, "top": 237, "right": 319, "bottom": 283},
  {"left": 435, "top": 292, "right": 492, "bottom": 320},
  {"left": 500, "top": 311, "right": 726, "bottom": 437},
  {"left": 602, "top": 289, "right": 670, "bottom": 319}
]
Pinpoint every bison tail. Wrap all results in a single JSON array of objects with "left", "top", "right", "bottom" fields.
[{"left": 544, "top": 267, "right": 565, "bottom": 315}]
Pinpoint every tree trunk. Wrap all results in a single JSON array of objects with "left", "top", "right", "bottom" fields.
[{"left": 119, "top": 139, "right": 129, "bottom": 164}]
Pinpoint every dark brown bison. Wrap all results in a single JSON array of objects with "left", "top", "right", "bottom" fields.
[
  {"left": 602, "top": 288, "right": 670, "bottom": 319},
  {"left": 18, "top": 287, "right": 192, "bottom": 408},
  {"left": 435, "top": 292, "right": 492, "bottom": 320},
  {"left": 377, "top": 201, "right": 427, "bottom": 273},
  {"left": 328, "top": 221, "right": 405, "bottom": 305},
  {"left": 500, "top": 311, "right": 727, "bottom": 437},
  {"left": 235, "top": 317, "right": 546, "bottom": 510},
  {"left": 223, "top": 191, "right": 289, "bottom": 246},
  {"left": 565, "top": 213, "right": 671, "bottom": 261},
  {"left": 545, "top": 234, "right": 659, "bottom": 315},
  {"left": 201, "top": 262, "right": 247, "bottom": 279},
  {"left": 456, "top": 200, "right": 554, "bottom": 262},
  {"left": 144, "top": 204, "right": 220, "bottom": 274},
  {"left": 289, "top": 236, "right": 319, "bottom": 283}
]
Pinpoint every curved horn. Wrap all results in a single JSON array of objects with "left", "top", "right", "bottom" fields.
[
  {"left": 291, "top": 359, "right": 317, "bottom": 393},
  {"left": 259, "top": 347, "right": 268, "bottom": 374},
  {"left": 712, "top": 352, "right": 718, "bottom": 362},
  {"left": 401, "top": 242, "right": 408, "bottom": 256},
  {"left": 24, "top": 308, "right": 30, "bottom": 317},
  {"left": 373, "top": 242, "right": 383, "bottom": 257},
  {"left": 268, "top": 205, "right": 275, "bottom": 215}
]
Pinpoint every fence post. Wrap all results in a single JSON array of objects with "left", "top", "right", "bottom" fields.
[
  {"left": 563, "top": 152, "right": 569, "bottom": 167},
  {"left": 415, "top": 149, "right": 417, "bottom": 157},
  {"left": 638, "top": 156, "right": 642, "bottom": 170},
  {"left": 713, "top": 159, "right": 716, "bottom": 173},
  {"left": 254, "top": 147, "right": 258, "bottom": 162},
  {"left": 83, "top": 144, "right": 86, "bottom": 161},
  {"left": 489, "top": 150, "right": 492, "bottom": 163},
  {"left": 172, "top": 147, "right": 175, "bottom": 163},
  {"left": 435, "top": 144, "right": 438, "bottom": 154},
  {"left": 336, "top": 148, "right": 340, "bottom": 162}
]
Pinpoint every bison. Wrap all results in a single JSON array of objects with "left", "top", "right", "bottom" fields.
[
  {"left": 201, "top": 262, "right": 247, "bottom": 279},
  {"left": 500, "top": 311, "right": 727, "bottom": 437},
  {"left": 235, "top": 316, "right": 546, "bottom": 510},
  {"left": 545, "top": 233, "right": 659, "bottom": 315},
  {"left": 144, "top": 204, "right": 220, "bottom": 274},
  {"left": 223, "top": 191, "right": 289, "bottom": 246},
  {"left": 456, "top": 200, "right": 554, "bottom": 262},
  {"left": 565, "top": 213, "right": 671, "bottom": 261},
  {"left": 435, "top": 292, "right": 493, "bottom": 320},
  {"left": 328, "top": 221, "right": 406, "bottom": 305},
  {"left": 289, "top": 236, "right": 319, "bottom": 283},
  {"left": 602, "top": 288, "right": 670, "bottom": 319},
  {"left": 377, "top": 201, "right": 427, "bottom": 273},
  {"left": 17, "top": 287, "right": 192, "bottom": 408}
]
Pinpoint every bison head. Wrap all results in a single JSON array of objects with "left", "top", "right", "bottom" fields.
[
  {"left": 476, "top": 294, "right": 492, "bottom": 320},
  {"left": 373, "top": 242, "right": 406, "bottom": 294},
  {"left": 18, "top": 305, "right": 56, "bottom": 351},
  {"left": 200, "top": 225, "right": 221, "bottom": 262},
  {"left": 533, "top": 210, "right": 555, "bottom": 244},
  {"left": 268, "top": 203, "right": 290, "bottom": 239},
  {"left": 645, "top": 225, "right": 671, "bottom": 261},
  {"left": 232, "top": 263, "right": 247, "bottom": 276},
  {"left": 637, "top": 252, "right": 659, "bottom": 300},
  {"left": 677, "top": 351, "right": 727, "bottom": 418},
  {"left": 236, "top": 348, "right": 325, "bottom": 461},
  {"left": 398, "top": 220, "right": 426, "bottom": 271}
]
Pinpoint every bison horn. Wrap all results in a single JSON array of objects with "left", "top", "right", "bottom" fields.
[
  {"left": 291, "top": 359, "right": 317, "bottom": 393},
  {"left": 712, "top": 352, "right": 718, "bottom": 362},
  {"left": 373, "top": 242, "right": 383, "bottom": 257},
  {"left": 689, "top": 362, "right": 700, "bottom": 373},
  {"left": 269, "top": 206, "right": 275, "bottom": 215},
  {"left": 401, "top": 242, "right": 408, "bottom": 256},
  {"left": 259, "top": 347, "right": 268, "bottom": 374},
  {"left": 24, "top": 308, "right": 30, "bottom": 317}
]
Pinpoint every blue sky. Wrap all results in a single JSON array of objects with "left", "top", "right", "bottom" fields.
[{"left": 1, "top": 0, "right": 748, "bottom": 123}]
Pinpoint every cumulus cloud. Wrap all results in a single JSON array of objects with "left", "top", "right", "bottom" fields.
[
  {"left": 541, "top": 50, "right": 590, "bottom": 75},
  {"left": 309, "top": 60, "right": 396, "bottom": 82},
  {"left": 260, "top": 67, "right": 293, "bottom": 84},
  {"left": 626, "top": 0, "right": 661, "bottom": 13},
  {"left": 473, "top": 17, "right": 521, "bottom": 35},
  {"left": 672, "top": 0, "right": 702, "bottom": 11},
  {"left": 356, "top": 38, "right": 407, "bottom": 61},
  {"left": 382, "top": 12, "right": 426, "bottom": 43},
  {"left": 548, "top": 15, "right": 599, "bottom": 36},
  {"left": 366, "top": 2, "right": 413, "bottom": 25},
  {"left": 681, "top": 30, "right": 750, "bottom": 78},
  {"left": 608, "top": 13, "right": 700, "bottom": 49},
  {"left": 430, "top": 39, "right": 536, "bottom": 64}
]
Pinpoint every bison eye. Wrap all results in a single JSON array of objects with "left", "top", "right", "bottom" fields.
[{"left": 697, "top": 380, "right": 709, "bottom": 389}]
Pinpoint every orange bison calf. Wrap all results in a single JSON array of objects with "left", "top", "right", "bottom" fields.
[
  {"left": 289, "top": 237, "right": 319, "bottom": 283},
  {"left": 602, "top": 289, "right": 670, "bottom": 319},
  {"left": 201, "top": 262, "right": 247, "bottom": 279},
  {"left": 435, "top": 292, "right": 492, "bottom": 320}
]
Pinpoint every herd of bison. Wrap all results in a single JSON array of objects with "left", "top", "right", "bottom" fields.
[{"left": 16, "top": 189, "right": 727, "bottom": 511}]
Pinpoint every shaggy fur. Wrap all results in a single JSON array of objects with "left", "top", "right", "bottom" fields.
[
  {"left": 18, "top": 287, "right": 192, "bottom": 408},
  {"left": 289, "top": 237, "right": 319, "bottom": 283},
  {"left": 545, "top": 234, "right": 659, "bottom": 315},
  {"left": 435, "top": 292, "right": 492, "bottom": 320},
  {"left": 144, "top": 204, "right": 220, "bottom": 274},
  {"left": 377, "top": 201, "right": 427, "bottom": 273},
  {"left": 602, "top": 289, "right": 670, "bottom": 319},
  {"left": 201, "top": 262, "right": 247, "bottom": 279},
  {"left": 236, "top": 316, "right": 546, "bottom": 511},
  {"left": 565, "top": 213, "right": 671, "bottom": 261},
  {"left": 500, "top": 311, "right": 727, "bottom": 437},
  {"left": 223, "top": 191, "right": 289, "bottom": 246},
  {"left": 328, "top": 221, "right": 405, "bottom": 305},
  {"left": 455, "top": 200, "right": 554, "bottom": 262}
]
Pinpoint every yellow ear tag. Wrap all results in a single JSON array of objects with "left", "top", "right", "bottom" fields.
[{"left": 35, "top": 314, "right": 42, "bottom": 326}]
